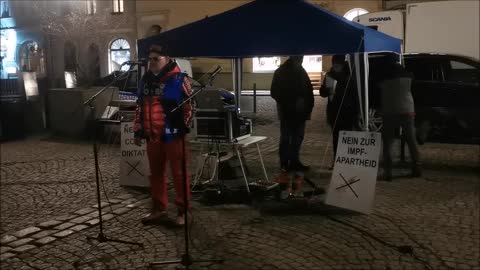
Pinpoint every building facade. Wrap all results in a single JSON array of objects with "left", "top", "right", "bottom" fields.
[
  {"left": 382, "top": 0, "right": 460, "bottom": 10},
  {"left": 0, "top": 0, "right": 137, "bottom": 88}
]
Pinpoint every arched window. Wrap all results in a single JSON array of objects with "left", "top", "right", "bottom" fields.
[
  {"left": 344, "top": 8, "right": 369, "bottom": 21},
  {"left": 18, "top": 40, "right": 47, "bottom": 78},
  {"left": 109, "top": 38, "right": 130, "bottom": 73}
]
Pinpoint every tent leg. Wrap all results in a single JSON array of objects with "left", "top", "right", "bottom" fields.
[
  {"left": 232, "top": 58, "right": 243, "bottom": 113},
  {"left": 232, "top": 59, "right": 238, "bottom": 109},
  {"left": 363, "top": 52, "right": 369, "bottom": 132},
  {"left": 354, "top": 53, "right": 365, "bottom": 130}
]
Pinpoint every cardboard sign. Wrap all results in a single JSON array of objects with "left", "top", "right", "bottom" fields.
[
  {"left": 325, "top": 131, "right": 382, "bottom": 214},
  {"left": 119, "top": 122, "right": 150, "bottom": 187}
]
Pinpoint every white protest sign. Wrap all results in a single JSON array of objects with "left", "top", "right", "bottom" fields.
[
  {"left": 119, "top": 122, "right": 150, "bottom": 187},
  {"left": 325, "top": 131, "right": 381, "bottom": 214}
]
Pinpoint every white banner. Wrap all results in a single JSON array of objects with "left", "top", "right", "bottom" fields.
[
  {"left": 325, "top": 131, "right": 381, "bottom": 214},
  {"left": 119, "top": 122, "right": 150, "bottom": 187}
]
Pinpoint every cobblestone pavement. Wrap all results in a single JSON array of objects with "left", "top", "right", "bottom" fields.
[{"left": 1, "top": 97, "right": 479, "bottom": 269}]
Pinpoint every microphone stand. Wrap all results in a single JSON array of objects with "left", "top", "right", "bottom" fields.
[
  {"left": 73, "top": 64, "right": 143, "bottom": 267},
  {"left": 149, "top": 71, "right": 224, "bottom": 269}
]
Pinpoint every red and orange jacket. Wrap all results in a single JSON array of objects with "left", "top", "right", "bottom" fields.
[{"left": 134, "top": 61, "right": 193, "bottom": 142}]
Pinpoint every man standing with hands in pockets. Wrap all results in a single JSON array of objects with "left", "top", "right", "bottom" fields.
[{"left": 271, "top": 56, "right": 314, "bottom": 195}]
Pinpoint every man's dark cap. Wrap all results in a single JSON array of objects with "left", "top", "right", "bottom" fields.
[{"left": 149, "top": 44, "right": 168, "bottom": 56}]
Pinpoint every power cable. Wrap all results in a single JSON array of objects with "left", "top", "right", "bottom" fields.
[{"left": 326, "top": 215, "right": 436, "bottom": 270}]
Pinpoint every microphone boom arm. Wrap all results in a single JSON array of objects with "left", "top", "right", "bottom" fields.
[
  {"left": 171, "top": 85, "right": 205, "bottom": 113},
  {"left": 171, "top": 65, "right": 222, "bottom": 113}
]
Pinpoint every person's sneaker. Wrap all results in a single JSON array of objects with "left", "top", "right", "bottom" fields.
[
  {"left": 380, "top": 174, "right": 392, "bottom": 182},
  {"left": 292, "top": 175, "right": 304, "bottom": 196},
  {"left": 141, "top": 211, "right": 168, "bottom": 225},
  {"left": 274, "top": 169, "right": 290, "bottom": 184},
  {"left": 292, "top": 190, "right": 304, "bottom": 197},
  {"left": 175, "top": 210, "right": 192, "bottom": 226},
  {"left": 176, "top": 214, "right": 185, "bottom": 226}
]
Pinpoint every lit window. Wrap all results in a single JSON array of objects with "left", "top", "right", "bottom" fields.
[
  {"left": 344, "top": 8, "right": 369, "bottom": 21},
  {"left": 112, "top": 0, "right": 124, "bottom": 13},
  {"left": 303, "top": 55, "right": 322, "bottom": 72},
  {"left": 5, "top": 66, "right": 16, "bottom": 74},
  {"left": 0, "top": 28, "right": 17, "bottom": 79},
  {"left": 252, "top": 57, "right": 281, "bottom": 73},
  {"left": 109, "top": 38, "right": 130, "bottom": 73},
  {"left": 86, "top": 0, "right": 96, "bottom": 15},
  {"left": 1, "top": 0, "right": 10, "bottom": 18}
]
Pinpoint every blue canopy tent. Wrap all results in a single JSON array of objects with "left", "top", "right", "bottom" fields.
[{"left": 137, "top": 0, "right": 401, "bottom": 130}]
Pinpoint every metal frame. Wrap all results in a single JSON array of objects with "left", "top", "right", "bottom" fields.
[{"left": 191, "top": 136, "right": 269, "bottom": 193}]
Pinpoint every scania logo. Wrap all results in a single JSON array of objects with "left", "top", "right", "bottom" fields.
[{"left": 369, "top": 17, "right": 392, "bottom": 22}]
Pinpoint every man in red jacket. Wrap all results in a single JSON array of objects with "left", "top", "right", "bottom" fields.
[{"left": 134, "top": 45, "right": 193, "bottom": 226}]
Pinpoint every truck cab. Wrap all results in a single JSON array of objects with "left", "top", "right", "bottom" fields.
[
  {"left": 353, "top": 10, "right": 404, "bottom": 42},
  {"left": 354, "top": 1, "right": 480, "bottom": 61}
]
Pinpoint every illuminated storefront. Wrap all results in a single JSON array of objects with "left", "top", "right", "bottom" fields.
[
  {"left": 0, "top": 28, "right": 16, "bottom": 78},
  {"left": 1, "top": 0, "right": 17, "bottom": 79}
]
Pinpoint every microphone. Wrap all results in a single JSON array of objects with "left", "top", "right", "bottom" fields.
[
  {"left": 122, "top": 59, "right": 147, "bottom": 66},
  {"left": 207, "top": 65, "right": 222, "bottom": 84},
  {"left": 211, "top": 65, "right": 222, "bottom": 78}
]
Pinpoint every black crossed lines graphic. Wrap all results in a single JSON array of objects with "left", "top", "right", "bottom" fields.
[
  {"left": 336, "top": 173, "right": 360, "bottom": 198},
  {"left": 126, "top": 160, "right": 144, "bottom": 176}
]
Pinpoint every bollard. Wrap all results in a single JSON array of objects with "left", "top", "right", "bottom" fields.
[{"left": 253, "top": 83, "right": 257, "bottom": 113}]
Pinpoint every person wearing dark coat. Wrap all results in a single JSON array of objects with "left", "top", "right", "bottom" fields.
[
  {"left": 320, "top": 55, "right": 359, "bottom": 165},
  {"left": 270, "top": 56, "right": 314, "bottom": 193}
]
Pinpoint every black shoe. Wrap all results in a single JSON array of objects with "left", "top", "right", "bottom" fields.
[
  {"left": 379, "top": 172, "right": 392, "bottom": 182},
  {"left": 411, "top": 166, "right": 422, "bottom": 178}
]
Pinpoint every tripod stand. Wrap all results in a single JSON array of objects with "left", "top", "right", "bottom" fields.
[
  {"left": 149, "top": 71, "right": 224, "bottom": 269},
  {"left": 73, "top": 67, "right": 143, "bottom": 267}
]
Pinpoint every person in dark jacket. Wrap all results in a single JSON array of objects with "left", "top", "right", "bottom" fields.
[
  {"left": 378, "top": 54, "right": 421, "bottom": 181},
  {"left": 270, "top": 56, "right": 314, "bottom": 193},
  {"left": 320, "top": 55, "right": 359, "bottom": 164},
  {"left": 133, "top": 45, "right": 194, "bottom": 225}
]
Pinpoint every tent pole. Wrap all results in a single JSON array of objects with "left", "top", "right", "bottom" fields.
[
  {"left": 363, "top": 52, "right": 370, "bottom": 132},
  {"left": 231, "top": 58, "right": 243, "bottom": 113},
  {"left": 354, "top": 53, "right": 364, "bottom": 130},
  {"left": 238, "top": 58, "right": 243, "bottom": 113},
  {"left": 232, "top": 58, "right": 237, "bottom": 106}
]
